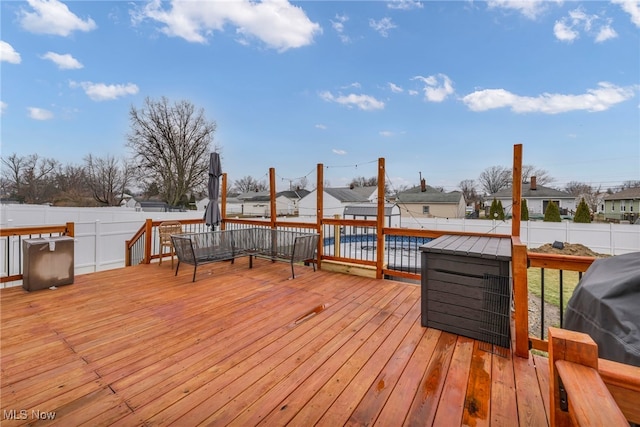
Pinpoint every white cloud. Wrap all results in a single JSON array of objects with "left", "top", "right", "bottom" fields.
[
  {"left": 342, "top": 82, "right": 361, "bottom": 89},
  {"left": 379, "top": 130, "right": 394, "bottom": 137},
  {"left": 462, "top": 82, "right": 637, "bottom": 114},
  {"left": 613, "top": 0, "right": 640, "bottom": 27},
  {"left": 369, "top": 17, "right": 396, "bottom": 37},
  {"left": 408, "top": 89, "right": 419, "bottom": 96},
  {"left": 319, "top": 91, "right": 385, "bottom": 111},
  {"left": 331, "top": 14, "right": 351, "bottom": 44},
  {"left": 388, "top": 82, "right": 403, "bottom": 93},
  {"left": 487, "top": 0, "right": 560, "bottom": 19},
  {"left": 332, "top": 149, "right": 347, "bottom": 155},
  {"left": 41, "top": 52, "right": 83, "bottom": 69},
  {"left": 387, "top": 0, "right": 423, "bottom": 11},
  {"left": 315, "top": 124, "right": 327, "bottom": 130},
  {"left": 70, "top": 81, "right": 139, "bottom": 101},
  {"left": 595, "top": 25, "right": 618, "bottom": 43},
  {"left": 554, "top": 20, "right": 579, "bottom": 42},
  {"left": 0, "top": 41, "right": 21, "bottom": 64},
  {"left": 1, "top": 101, "right": 7, "bottom": 115},
  {"left": 554, "top": 8, "right": 618, "bottom": 43},
  {"left": 134, "top": 0, "right": 321, "bottom": 52},
  {"left": 412, "top": 74, "right": 455, "bottom": 102},
  {"left": 28, "top": 107, "right": 53, "bottom": 120},
  {"left": 19, "top": 0, "right": 97, "bottom": 36}
]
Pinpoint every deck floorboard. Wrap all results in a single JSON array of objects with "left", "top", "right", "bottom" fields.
[{"left": 1, "top": 259, "right": 549, "bottom": 426}]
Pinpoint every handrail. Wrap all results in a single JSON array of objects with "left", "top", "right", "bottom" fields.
[
  {"left": 0, "top": 222, "right": 74, "bottom": 237},
  {"left": 599, "top": 359, "right": 640, "bottom": 424},
  {"left": 528, "top": 252, "right": 595, "bottom": 272},
  {"left": 554, "top": 360, "right": 628, "bottom": 427},
  {"left": 549, "top": 327, "right": 628, "bottom": 427}
]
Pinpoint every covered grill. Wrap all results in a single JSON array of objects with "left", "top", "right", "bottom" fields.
[{"left": 564, "top": 252, "right": 640, "bottom": 367}]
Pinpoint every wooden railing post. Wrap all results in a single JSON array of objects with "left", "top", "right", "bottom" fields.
[
  {"left": 512, "top": 143, "right": 522, "bottom": 237},
  {"left": 143, "top": 219, "right": 153, "bottom": 264},
  {"left": 65, "top": 222, "right": 75, "bottom": 237},
  {"left": 549, "top": 327, "right": 628, "bottom": 427},
  {"left": 269, "top": 167, "right": 277, "bottom": 230},
  {"left": 125, "top": 239, "right": 132, "bottom": 267},
  {"left": 316, "top": 163, "right": 324, "bottom": 269},
  {"left": 376, "top": 157, "right": 385, "bottom": 279},
  {"left": 221, "top": 172, "right": 227, "bottom": 231},
  {"left": 334, "top": 214, "right": 341, "bottom": 258},
  {"left": 512, "top": 237, "right": 529, "bottom": 358}
]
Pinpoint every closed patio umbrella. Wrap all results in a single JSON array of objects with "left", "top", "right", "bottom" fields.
[{"left": 204, "top": 152, "right": 222, "bottom": 229}]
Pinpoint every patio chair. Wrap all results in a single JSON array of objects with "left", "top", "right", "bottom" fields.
[{"left": 158, "top": 221, "right": 182, "bottom": 268}]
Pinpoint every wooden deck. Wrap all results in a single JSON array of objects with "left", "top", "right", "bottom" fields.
[{"left": 1, "top": 259, "right": 550, "bottom": 426}]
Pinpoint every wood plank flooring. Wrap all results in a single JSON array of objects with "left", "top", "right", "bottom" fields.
[{"left": 1, "top": 258, "right": 550, "bottom": 426}]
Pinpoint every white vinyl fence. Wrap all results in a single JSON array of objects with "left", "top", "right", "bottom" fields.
[
  {"left": 2, "top": 205, "right": 639, "bottom": 288},
  {"left": 1, "top": 205, "right": 204, "bottom": 288}
]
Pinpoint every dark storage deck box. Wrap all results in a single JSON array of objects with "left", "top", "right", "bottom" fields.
[
  {"left": 420, "top": 235, "right": 511, "bottom": 345},
  {"left": 23, "top": 236, "right": 74, "bottom": 291}
]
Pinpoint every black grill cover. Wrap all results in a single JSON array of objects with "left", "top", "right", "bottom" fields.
[{"left": 564, "top": 252, "right": 640, "bottom": 367}]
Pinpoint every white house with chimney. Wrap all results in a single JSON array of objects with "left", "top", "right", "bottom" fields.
[{"left": 490, "top": 177, "right": 576, "bottom": 217}]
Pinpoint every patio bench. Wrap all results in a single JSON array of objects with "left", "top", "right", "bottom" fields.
[{"left": 171, "top": 228, "right": 319, "bottom": 282}]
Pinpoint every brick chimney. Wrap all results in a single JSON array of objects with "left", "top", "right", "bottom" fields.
[
  {"left": 420, "top": 178, "right": 426, "bottom": 192},
  {"left": 531, "top": 176, "right": 537, "bottom": 190}
]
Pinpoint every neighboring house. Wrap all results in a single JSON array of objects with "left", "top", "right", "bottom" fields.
[
  {"left": 603, "top": 187, "right": 640, "bottom": 223},
  {"left": 343, "top": 203, "right": 401, "bottom": 228},
  {"left": 298, "top": 187, "right": 370, "bottom": 218},
  {"left": 132, "top": 199, "right": 171, "bottom": 212},
  {"left": 490, "top": 177, "right": 575, "bottom": 218},
  {"left": 238, "top": 191, "right": 303, "bottom": 217},
  {"left": 350, "top": 186, "right": 378, "bottom": 203},
  {"left": 395, "top": 180, "right": 466, "bottom": 219},
  {"left": 278, "top": 189, "right": 311, "bottom": 215}
]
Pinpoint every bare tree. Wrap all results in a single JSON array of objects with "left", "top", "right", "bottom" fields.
[
  {"left": 84, "top": 154, "right": 134, "bottom": 206},
  {"left": 620, "top": 180, "right": 640, "bottom": 189},
  {"left": 458, "top": 179, "right": 481, "bottom": 205},
  {"left": 349, "top": 176, "right": 377, "bottom": 187},
  {"left": 522, "top": 165, "right": 554, "bottom": 186},
  {"left": 292, "top": 176, "right": 309, "bottom": 190},
  {"left": 565, "top": 181, "right": 592, "bottom": 197},
  {"left": 478, "top": 166, "right": 511, "bottom": 195},
  {"left": 565, "top": 181, "right": 601, "bottom": 213},
  {"left": 54, "top": 164, "right": 92, "bottom": 206},
  {"left": 0, "top": 153, "right": 58, "bottom": 203},
  {"left": 127, "top": 97, "right": 218, "bottom": 206},
  {"left": 232, "top": 176, "right": 267, "bottom": 193}
]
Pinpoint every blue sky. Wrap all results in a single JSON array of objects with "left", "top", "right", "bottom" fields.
[{"left": 1, "top": 0, "right": 639, "bottom": 193}]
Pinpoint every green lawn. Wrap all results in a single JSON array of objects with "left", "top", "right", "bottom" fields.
[{"left": 527, "top": 268, "right": 582, "bottom": 312}]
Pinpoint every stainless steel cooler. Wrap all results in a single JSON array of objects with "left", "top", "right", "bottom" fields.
[{"left": 22, "top": 236, "right": 74, "bottom": 291}]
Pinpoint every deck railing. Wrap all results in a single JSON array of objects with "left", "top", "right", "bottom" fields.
[
  {"left": 0, "top": 222, "right": 75, "bottom": 284},
  {"left": 526, "top": 253, "right": 595, "bottom": 351}
]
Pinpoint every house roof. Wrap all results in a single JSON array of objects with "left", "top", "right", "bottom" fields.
[
  {"left": 343, "top": 203, "right": 398, "bottom": 217},
  {"left": 278, "top": 189, "right": 311, "bottom": 200},
  {"left": 491, "top": 183, "right": 572, "bottom": 199},
  {"left": 350, "top": 186, "right": 377, "bottom": 199},
  {"left": 604, "top": 187, "right": 640, "bottom": 200},
  {"left": 396, "top": 186, "right": 463, "bottom": 204},
  {"left": 325, "top": 187, "right": 370, "bottom": 203},
  {"left": 241, "top": 190, "right": 311, "bottom": 202}
]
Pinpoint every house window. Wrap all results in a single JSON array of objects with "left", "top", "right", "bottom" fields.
[
  {"left": 612, "top": 202, "right": 615, "bottom": 211},
  {"left": 621, "top": 200, "right": 626, "bottom": 212},
  {"left": 422, "top": 206, "right": 430, "bottom": 214}
]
